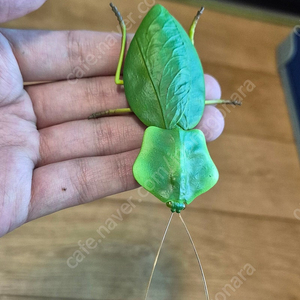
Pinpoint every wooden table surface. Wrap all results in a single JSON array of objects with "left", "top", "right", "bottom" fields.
[{"left": 1, "top": 1, "right": 300, "bottom": 299}]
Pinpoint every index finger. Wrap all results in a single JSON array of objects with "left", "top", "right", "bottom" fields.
[{"left": 0, "top": 29, "right": 131, "bottom": 82}]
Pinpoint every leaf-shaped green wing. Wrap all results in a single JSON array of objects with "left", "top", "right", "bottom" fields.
[
  {"left": 133, "top": 127, "right": 219, "bottom": 208},
  {"left": 123, "top": 4, "right": 205, "bottom": 130}
]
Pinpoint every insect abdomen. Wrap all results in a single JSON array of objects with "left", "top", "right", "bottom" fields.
[{"left": 133, "top": 127, "right": 219, "bottom": 211}]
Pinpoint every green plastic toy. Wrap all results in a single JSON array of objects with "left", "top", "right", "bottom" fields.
[
  {"left": 89, "top": 3, "right": 239, "bottom": 213},
  {"left": 89, "top": 3, "right": 241, "bottom": 299}
]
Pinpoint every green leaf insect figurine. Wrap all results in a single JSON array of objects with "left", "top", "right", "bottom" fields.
[{"left": 89, "top": 3, "right": 241, "bottom": 299}]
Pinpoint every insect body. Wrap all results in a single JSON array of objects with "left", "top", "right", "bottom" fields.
[
  {"left": 89, "top": 4, "right": 232, "bottom": 213},
  {"left": 89, "top": 3, "right": 240, "bottom": 299},
  {"left": 89, "top": 4, "right": 240, "bottom": 213},
  {"left": 124, "top": 5, "right": 218, "bottom": 213}
]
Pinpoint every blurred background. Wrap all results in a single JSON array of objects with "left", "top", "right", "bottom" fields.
[
  {"left": 1, "top": 1, "right": 300, "bottom": 300},
  {"left": 226, "top": 0, "right": 300, "bottom": 15}
]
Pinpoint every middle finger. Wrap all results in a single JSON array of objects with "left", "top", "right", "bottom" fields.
[{"left": 26, "top": 75, "right": 127, "bottom": 129}]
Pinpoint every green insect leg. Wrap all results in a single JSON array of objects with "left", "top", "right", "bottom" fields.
[
  {"left": 110, "top": 3, "right": 126, "bottom": 85},
  {"left": 205, "top": 100, "right": 242, "bottom": 106},
  {"left": 88, "top": 108, "right": 132, "bottom": 119},
  {"left": 88, "top": 3, "right": 131, "bottom": 120},
  {"left": 87, "top": 99, "right": 241, "bottom": 119},
  {"left": 189, "top": 7, "right": 204, "bottom": 45}
]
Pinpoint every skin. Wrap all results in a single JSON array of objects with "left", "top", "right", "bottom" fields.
[{"left": 0, "top": 0, "right": 224, "bottom": 237}]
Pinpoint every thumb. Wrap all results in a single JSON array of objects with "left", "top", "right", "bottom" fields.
[{"left": 0, "top": 0, "right": 47, "bottom": 23}]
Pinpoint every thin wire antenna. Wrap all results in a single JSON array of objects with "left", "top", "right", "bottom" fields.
[
  {"left": 144, "top": 212, "right": 174, "bottom": 300},
  {"left": 179, "top": 213, "right": 210, "bottom": 300}
]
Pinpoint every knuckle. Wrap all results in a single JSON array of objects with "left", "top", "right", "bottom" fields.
[
  {"left": 93, "top": 118, "right": 115, "bottom": 155},
  {"left": 38, "top": 130, "right": 51, "bottom": 166},
  {"left": 66, "top": 31, "right": 87, "bottom": 78},
  {"left": 72, "top": 159, "right": 91, "bottom": 205},
  {"left": 85, "top": 77, "right": 102, "bottom": 101},
  {"left": 85, "top": 77, "right": 119, "bottom": 113},
  {"left": 84, "top": 77, "right": 107, "bottom": 110},
  {"left": 112, "top": 154, "right": 133, "bottom": 192}
]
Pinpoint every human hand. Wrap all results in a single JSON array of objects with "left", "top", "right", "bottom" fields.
[{"left": 0, "top": 0, "right": 224, "bottom": 237}]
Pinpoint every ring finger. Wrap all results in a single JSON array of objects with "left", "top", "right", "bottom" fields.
[{"left": 38, "top": 114, "right": 145, "bottom": 167}]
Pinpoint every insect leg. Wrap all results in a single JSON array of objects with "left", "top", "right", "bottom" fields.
[
  {"left": 110, "top": 3, "right": 126, "bottom": 85},
  {"left": 205, "top": 99, "right": 242, "bottom": 106},
  {"left": 88, "top": 108, "right": 132, "bottom": 119},
  {"left": 189, "top": 7, "right": 205, "bottom": 45}
]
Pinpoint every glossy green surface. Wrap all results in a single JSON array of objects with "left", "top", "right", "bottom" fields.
[
  {"left": 123, "top": 4, "right": 205, "bottom": 130},
  {"left": 133, "top": 127, "right": 219, "bottom": 211}
]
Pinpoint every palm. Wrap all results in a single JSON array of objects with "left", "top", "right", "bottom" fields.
[
  {"left": 0, "top": 32, "right": 39, "bottom": 235},
  {"left": 0, "top": 21, "right": 224, "bottom": 238}
]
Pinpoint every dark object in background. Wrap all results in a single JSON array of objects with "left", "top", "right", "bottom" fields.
[
  {"left": 227, "top": 0, "right": 300, "bottom": 16},
  {"left": 277, "top": 30, "right": 300, "bottom": 161}
]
